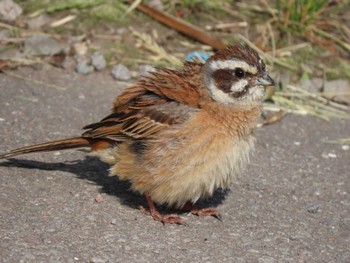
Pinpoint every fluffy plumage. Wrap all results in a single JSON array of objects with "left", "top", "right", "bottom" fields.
[{"left": 0, "top": 44, "right": 275, "bottom": 224}]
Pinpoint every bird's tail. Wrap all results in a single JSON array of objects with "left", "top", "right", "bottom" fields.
[{"left": 0, "top": 137, "right": 90, "bottom": 159}]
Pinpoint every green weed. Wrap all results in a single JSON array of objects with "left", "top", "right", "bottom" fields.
[{"left": 275, "top": 0, "right": 328, "bottom": 32}]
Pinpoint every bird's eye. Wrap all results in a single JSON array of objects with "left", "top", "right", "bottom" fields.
[{"left": 235, "top": 68, "right": 245, "bottom": 78}]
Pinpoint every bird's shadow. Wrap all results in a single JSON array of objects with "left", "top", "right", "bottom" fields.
[{"left": 0, "top": 156, "right": 229, "bottom": 213}]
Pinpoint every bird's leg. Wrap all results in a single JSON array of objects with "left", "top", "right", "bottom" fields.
[
  {"left": 181, "top": 202, "right": 222, "bottom": 220},
  {"left": 140, "top": 193, "right": 187, "bottom": 225}
]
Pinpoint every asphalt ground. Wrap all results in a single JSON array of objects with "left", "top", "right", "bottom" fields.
[{"left": 0, "top": 67, "right": 349, "bottom": 263}]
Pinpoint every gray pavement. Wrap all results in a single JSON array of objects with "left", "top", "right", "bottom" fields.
[{"left": 0, "top": 67, "right": 349, "bottom": 263}]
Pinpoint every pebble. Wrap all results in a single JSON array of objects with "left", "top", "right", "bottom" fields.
[
  {"left": 341, "top": 145, "right": 349, "bottom": 151},
  {"left": 91, "top": 51, "right": 106, "bottom": 71},
  {"left": 328, "top": 153, "right": 337, "bottom": 158},
  {"left": 24, "top": 34, "right": 63, "bottom": 56},
  {"left": 322, "top": 152, "right": 337, "bottom": 159},
  {"left": 307, "top": 204, "right": 320, "bottom": 214},
  {"left": 149, "top": 0, "right": 164, "bottom": 11},
  {"left": 76, "top": 62, "right": 93, "bottom": 75},
  {"left": 90, "top": 257, "right": 107, "bottom": 263},
  {"left": 94, "top": 194, "right": 104, "bottom": 203},
  {"left": 0, "top": 0, "right": 22, "bottom": 21},
  {"left": 115, "top": 28, "right": 126, "bottom": 35},
  {"left": 111, "top": 64, "right": 132, "bottom": 81}
]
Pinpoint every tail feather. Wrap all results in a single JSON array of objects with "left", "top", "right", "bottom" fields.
[{"left": 0, "top": 137, "right": 90, "bottom": 159}]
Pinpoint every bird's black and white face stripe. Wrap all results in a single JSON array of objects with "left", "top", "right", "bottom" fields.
[{"left": 203, "top": 45, "right": 274, "bottom": 108}]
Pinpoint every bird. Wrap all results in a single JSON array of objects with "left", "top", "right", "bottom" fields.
[{"left": 0, "top": 44, "right": 275, "bottom": 225}]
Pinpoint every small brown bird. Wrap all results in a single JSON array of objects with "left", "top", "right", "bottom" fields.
[{"left": 0, "top": 44, "right": 274, "bottom": 224}]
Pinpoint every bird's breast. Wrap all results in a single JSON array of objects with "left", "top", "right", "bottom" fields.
[{"left": 141, "top": 109, "right": 257, "bottom": 207}]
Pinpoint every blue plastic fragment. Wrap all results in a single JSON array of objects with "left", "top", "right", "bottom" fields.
[{"left": 185, "top": 51, "right": 210, "bottom": 62}]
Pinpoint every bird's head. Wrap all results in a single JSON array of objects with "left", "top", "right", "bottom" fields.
[{"left": 203, "top": 44, "right": 275, "bottom": 108}]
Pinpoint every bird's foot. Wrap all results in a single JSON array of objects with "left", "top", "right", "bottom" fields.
[
  {"left": 140, "top": 206, "right": 187, "bottom": 225},
  {"left": 191, "top": 207, "right": 222, "bottom": 220},
  {"left": 182, "top": 202, "right": 222, "bottom": 220},
  {"left": 141, "top": 193, "right": 187, "bottom": 225}
]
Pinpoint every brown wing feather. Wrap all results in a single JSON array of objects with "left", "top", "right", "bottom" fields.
[
  {"left": 82, "top": 62, "right": 205, "bottom": 142},
  {"left": 82, "top": 103, "right": 191, "bottom": 141},
  {"left": 113, "top": 62, "right": 208, "bottom": 111}
]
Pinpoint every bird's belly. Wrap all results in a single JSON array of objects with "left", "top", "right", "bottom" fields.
[
  {"left": 98, "top": 122, "right": 256, "bottom": 208},
  {"left": 147, "top": 134, "right": 255, "bottom": 208}
]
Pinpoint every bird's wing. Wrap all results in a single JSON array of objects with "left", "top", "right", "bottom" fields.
[
  {"left": 82, "top": 91, "right": 197, "bottom": 142},
  {"left": 82, "top": 64, "right": 207, "bottom": 142}
]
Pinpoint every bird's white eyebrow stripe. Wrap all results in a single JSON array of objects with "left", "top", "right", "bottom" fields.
[{"left": 209, "top": 60, "right": 258, "bottom": 74}]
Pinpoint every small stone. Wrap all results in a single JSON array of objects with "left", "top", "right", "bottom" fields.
[
  {"left": 149, "top": 0, "right": 164, "bottom": 11},
  {"left": 90, "top": 257, "right": 106, "bottom": 263},
  {"left": 115, "top": 28, "right": 126, "bottom": 35},
  {"left": 91, "top": 51, "right": 106, "bottom": 71},
  {"left": 75, "top": 54, "right": 89, "bottom": 64},
  {"left": 307, "top": 204, "right": 320, "bottom": 214},
  {"left": 24, "top": 35, "right": 63, "bottom": 56},
  {"left": 110, "top": 219, "right": 117, "bottom": 225},
  {"left": 341, "top": 145, "right": 349, "bottom": 151},
  {"left": 111, "top": 64, "right": 132, "bottom": 81},
  {"left": 322, "top": 152, "right": 337, "bottom": 159},
  {"left": 76, "top": 62, "right": 93, "bottom": 75},
  {"left": 0, "top": 0, "right": 22, "bottom": 21},
  {"left": 328, "top": 153, "right": 337, "bottom": 158},
  {"left": 95, "top": 194, "right": 104, "bottom": 203}
]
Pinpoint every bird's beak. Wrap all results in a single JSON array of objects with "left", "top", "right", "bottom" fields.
[{"left": 256, "top": 73, "right": 275, "bottom": 87}]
